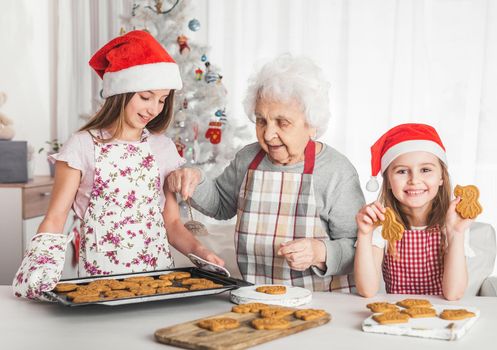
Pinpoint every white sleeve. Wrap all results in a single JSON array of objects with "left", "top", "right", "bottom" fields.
[
  {"left": 372, "top": 225, "right": 386, "bottom": 248},
  {"left": 464, "top": 227, "right": 475, "bottom": 257}
]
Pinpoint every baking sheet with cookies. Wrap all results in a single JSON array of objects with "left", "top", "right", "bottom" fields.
[
  {"left": 362, "top": 303, "right": 480, "bottom": 340},
  {"left": 43, "top": 267, "right": 252, "bottom": 307}
]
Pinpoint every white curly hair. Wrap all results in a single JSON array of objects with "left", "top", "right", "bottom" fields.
[{"left": 243, "top": 54, "right": 331, "bottom": 138}]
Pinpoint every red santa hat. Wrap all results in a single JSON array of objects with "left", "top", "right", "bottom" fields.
[
  {"left": 366, "top": 123, "right": 447, "bottom": 192},
  {"left": 89, "top": 30, "right": 182, "bottom": 98}
]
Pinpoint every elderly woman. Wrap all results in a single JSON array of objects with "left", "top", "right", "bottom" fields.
[{"left": 167, "top": 54, "right": 365, "bottom": 292}]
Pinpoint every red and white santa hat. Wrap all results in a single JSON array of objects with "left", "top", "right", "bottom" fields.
[
  {"left": 366, "top": 123, "right": 447, "bottom": 191},
  {"left": 89, "top": 30, "right": 182, "bottom": 98}
]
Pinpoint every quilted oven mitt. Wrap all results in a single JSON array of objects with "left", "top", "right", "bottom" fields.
[{"left": 12, "top": 232, "right": 73, "bottom": 301}]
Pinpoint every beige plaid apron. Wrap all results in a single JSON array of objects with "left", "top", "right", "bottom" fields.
[{"left": 235, "top": 141, "right": 352, "bottom": 292}]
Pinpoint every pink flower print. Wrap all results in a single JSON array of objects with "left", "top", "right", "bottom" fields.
[
  {"left": 144, "top": 237, "right": 152, "bottom": 246},
  {"left": 146, "top": 222, "right": 152, "bottom": 230},
  {"left": 119, "top": 167, "right": 132, "bottom": 177},
  {"left": 141, "top": 154, "right": 155, "bottom": 170},
  {"left": 84, "top": 261, "right": 103, "bottom": 276},
  {"left": 126, "top": 230, "right": 136, "bottom": 238},
  {"left": 35, "top": 255, "right": 56, "bottom": 265},
  {"left": 101, "top": 144, "right": 113, "bottom": 154},
  {"left": 15, "top": 272, "right": 24, "bottom": 285},
  {"left": 155, "top": 177, "right": 161, "bottom": 191},
  {"left": 125, "top": 262, "right": 131, "bottom": 268},
  {"left": 124, "top": 190, "right": 137, "bottom": 208},
  {"left": 126, "top": 144, "right": 138, "bottom": 154}
]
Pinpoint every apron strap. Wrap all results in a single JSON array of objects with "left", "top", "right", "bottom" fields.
[{"left": 248, "top": 140, "right": 316, "bottom": 174}]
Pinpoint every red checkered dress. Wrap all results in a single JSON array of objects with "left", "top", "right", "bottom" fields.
[{"left": 382, "top": 226, "right": 444, "bottom": 295}]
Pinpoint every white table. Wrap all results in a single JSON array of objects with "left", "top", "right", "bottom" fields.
[{"left": 1, "top": 286, "right": 496, "bottom": 349}]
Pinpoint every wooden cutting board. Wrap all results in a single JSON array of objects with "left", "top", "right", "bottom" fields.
[{"left": 155, "top": 307, "right": 331, "bottom": 350}]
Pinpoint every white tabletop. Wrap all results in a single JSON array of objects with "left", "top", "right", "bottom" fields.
[{"left": 1, "top": 286, "right": 496, "bottom": 349}]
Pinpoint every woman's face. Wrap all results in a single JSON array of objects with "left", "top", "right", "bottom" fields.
[
  {"left": 254, "top": 99, "right": 316, "bottom": 166},
  {"left": 124, "top": 89, "right": 170, "bottom": 131}
]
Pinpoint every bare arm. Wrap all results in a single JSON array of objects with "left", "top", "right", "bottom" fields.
[
  {"left": 37, "top": 161, "right": 81, "bottom": 233},
  {"left": 162, "top": 187, "right": 224, "bottom": 266},
  {"left": 442, "top": 197, "right": 471, "bottom": 300},
  {"left": 354, "top": 201, "right": 386, "bottom": 298}
]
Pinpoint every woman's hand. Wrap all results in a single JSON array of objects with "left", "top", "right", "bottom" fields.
[
  {"left": 445, "top": 197, "right": 473, "bottom": 240},
  {"left": 166, "top": 168, "right": 202, "bottom": 200},
  {"left": 191, "top": 245, "right": 225, "bottom": 267},
  {"left": 355, "top": 201, "right": 386, "bottom": 236},
  {"left": 277, "top": 238, "right": 326, "bottom": 271}
]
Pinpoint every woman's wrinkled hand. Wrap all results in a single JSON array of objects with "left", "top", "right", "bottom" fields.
[
  {"left": 276, "top": 238, "right": 326, "bottom": 271},
  {"left": 166, "top": 168, "right": 202, "bottom": 200},
  {"left": 355, "top": 201, "right": 386, "bottom": 236}
]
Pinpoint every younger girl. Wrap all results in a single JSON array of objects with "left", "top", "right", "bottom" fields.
[
  {"left": 13, "top": 30, "right": 223, "bottom": 300},
  {"left": 354, "top": 123, "right": 474, "bottom": 300}
]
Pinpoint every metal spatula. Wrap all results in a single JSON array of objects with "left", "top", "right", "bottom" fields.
[{"left": 184, "top": 198, "right": 208, "bottom": 236}]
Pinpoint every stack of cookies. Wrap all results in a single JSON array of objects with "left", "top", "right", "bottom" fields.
[
  {"left": 196, "top": 302, "right": 329, "bottom": 332},
  {"left": 367, "top": 299, "right": 476, "bottom": 325},
  {"left": 52, "top": 271, "right": 223, "bottom": 304}
]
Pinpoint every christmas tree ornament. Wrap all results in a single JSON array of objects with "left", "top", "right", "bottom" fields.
[
  {"left": 195, "top": 67, "right": 204, "bottom": 81},
  {"left": 184, "top": 199, "right": 208, "bottom": 236},
  {"left": 215, "top": 109, "right": 227, "bottom": 123},
  {"left": 177, "top": 35, "right": 190, "bottom": 55},
  {"left": 174, "top": 136, "right": 186, "bottom": 157},
  {"left": 205, "top": 120, "right": 223, "bottom": 144},
  {"left": 204, "top": 61, "right": 219, "bottom": 84},
  {"left": 188, "top": 18, "right": 201, "bottom": 32},
  {"left": 201, "top": 54, "right": 207, "bottom": 62},
  {"left": 174, "top": 108, "right": 186, "bottom": 128},
  {"left": 182, "top": 98, "right": 188, "bottom": 109}
]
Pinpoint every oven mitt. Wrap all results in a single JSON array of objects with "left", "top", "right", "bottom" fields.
[
  {"left": 12, "top": 232, "right": 73, "bottom": 301},
  {"left": 188, "top": 253, "right": 230, "bottom": 277}
]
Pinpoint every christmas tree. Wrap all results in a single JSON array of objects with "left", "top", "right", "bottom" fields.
[{"left": 121, "top": 0, "right": 249, "bottom": 178}]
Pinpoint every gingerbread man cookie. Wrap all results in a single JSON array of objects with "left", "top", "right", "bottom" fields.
[
  {"left": 454, "top": 185, "right": 483, "bottom": 219},
  {"left": 380, "top": 207, "right": 405, "bottom": 257}
]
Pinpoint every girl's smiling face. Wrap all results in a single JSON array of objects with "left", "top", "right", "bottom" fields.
[
  {"left": 386, "top": 151, "right": 444, "bottom": 212},
  {"left": 124, "top": 89, "right": 170, "bottom": 131}
]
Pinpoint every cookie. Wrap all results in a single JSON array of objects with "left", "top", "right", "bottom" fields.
[
  {"left": 366, "top": 302, "right": 399, "bottom": 313},
  {"left": 132, "top": 287, "right": 157, "bottom": 296},
  {"left": 372, "top": 311, "right": 410, "bottom": 325},
  {"left": 189, "top": 283, "right": 223, "bottom": 290},
  {"left": 401, "top": 307, "right": 437, "bottom": 318},
  {"left": 454, "top": 185, "right": 483, "bottom": 219},
  {"left": 439, "top": 309, "right": 476, "bottom": 320},
  {"left": 66, "top": 290, "right": 100, "bottom": 300},
  {"left": 122, "top": 276, "right": 154, "bottom": 283},
  {"left": 197, "top": 318, "right": 240, "bottom": 332},
  {"left": 251, "top": 318, "right": 290, "bottom": 330},
  {"left": 294, "top": 309, "right": 328, "bottom": 321},
  {"left": 53, "top": 283, "right": 79, "bottom": 293},
  {"left": 232, "top": 303, "right": 271, "bottom": 313},
  {"left": 158, "top": 272, "right": 191, "bottom": 280},
  {"left": 255, "top": 285, "right": 287, "bottom": 295},
  {"left": 72, "top": 294, "right": 102, "bottom": 303},
  {"left": 156, "top": 286, "right": 188, "bottom": 294},
  {"left": 380, "top": 207, "right": 405, "bottom": 257},
  {"left": 103, "top": 290, "right": 136, "bottom": 299},
  {"left": 180, "top": 278, "right": 214, "bottom": 285},
  {"left": 260, "top": 307, "right": 295, "bottom": 319},
  {"left": 396, "top": 299, "right": 432, "bottom": 309}
]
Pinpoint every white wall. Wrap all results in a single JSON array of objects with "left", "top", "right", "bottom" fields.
[{"left": 0, "top": 0, "right": 54, "bottom": 176}]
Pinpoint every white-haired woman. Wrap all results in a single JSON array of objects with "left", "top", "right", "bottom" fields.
[{"left": 167, "top": 54, "right": 365, "bottom": 292}]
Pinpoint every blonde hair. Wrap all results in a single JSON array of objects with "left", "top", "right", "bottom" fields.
[{"left": 79, "top": 91, "right": 175, "bottom": 142}]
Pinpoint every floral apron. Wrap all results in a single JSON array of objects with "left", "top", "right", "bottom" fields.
[
  {"left": 382, "top": 226, "right": 444, "bottom": 294},
  {"left": 235, "top": 141, "right": 352, "bottom": 292},
  {"left": 78, "top": 131, "right": 174, "bottom": 277}
]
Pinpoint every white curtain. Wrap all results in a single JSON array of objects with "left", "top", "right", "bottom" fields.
[
  {"left": 205, "top": 0, "right": 497, "bottom": 264},
  {"left": 54, "top": 0, "right": 130, "bottom": 143}
]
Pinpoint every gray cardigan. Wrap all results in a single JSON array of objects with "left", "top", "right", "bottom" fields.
[{"left": 192, "top": 142, "right": 365, "bottom": 277}]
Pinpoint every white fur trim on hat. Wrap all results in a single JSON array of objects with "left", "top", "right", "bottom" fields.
[
  {"left": 102, "top": 62, "right": 183, "bottom": 98},
  {"left": 380, "top": 140, "right": 447, "bottom": 174}
]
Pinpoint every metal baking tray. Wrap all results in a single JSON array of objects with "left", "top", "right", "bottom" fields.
[{"left": 43, "top": 267, "right": 252, "bottom": 307}]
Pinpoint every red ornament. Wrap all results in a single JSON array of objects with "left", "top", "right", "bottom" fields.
[
  {"left": 205, "top": 121, "right": 223, "bottom": 144},
  {"left": 177, "top": 35, "right": 190, "bottom": 55}
]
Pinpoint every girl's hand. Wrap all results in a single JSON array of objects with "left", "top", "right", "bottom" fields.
[
  {"left": 191, "top": 245, "right": 225, "bottom": 267},
  {"left": 166, "top": 168, "right": 202, "bottom": 200},
  {"left": 277, "top": 238, "right": 326, "bottom": 271},
  {"left": 445, "top": 197, "right": 473, "bottom": 238},
  {"left": 355, "top": 201, "right": 386, "bottom": 235}
]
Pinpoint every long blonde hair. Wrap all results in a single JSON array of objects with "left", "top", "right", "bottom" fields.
[
  {"left": 79, "top": 90, "right": 175, "bottom": 142},
  {"left": 379, "top": 160, "right": 451, "bottom": 229}
]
